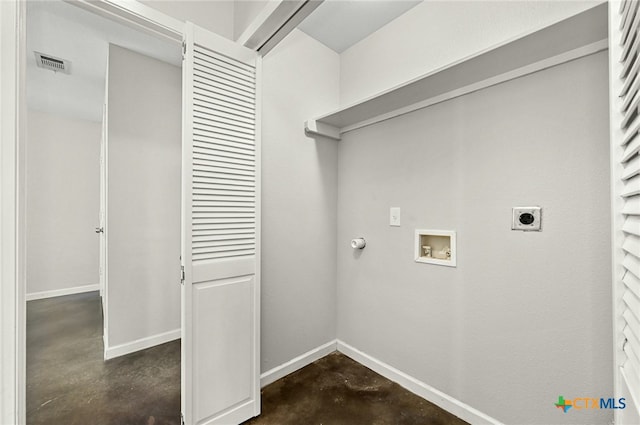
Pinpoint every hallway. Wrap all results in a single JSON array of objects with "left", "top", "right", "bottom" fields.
[{"left": 26, "top": 292, "right": 180, "bottom": 425}]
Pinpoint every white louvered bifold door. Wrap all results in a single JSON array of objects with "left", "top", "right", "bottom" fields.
[
  {"left": 612, "top": 2, "right": 640, "bottom": 423},
  {"left": 181, "top": 22, "right": 260, "bottom": 425}
]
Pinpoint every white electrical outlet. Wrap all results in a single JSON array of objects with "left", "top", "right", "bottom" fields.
[
  {"left": 512, "top": 206, "right": 542, "bottom": 231},
  {"left": 390, "top": 207, "right": 401, "bottom": 226}
]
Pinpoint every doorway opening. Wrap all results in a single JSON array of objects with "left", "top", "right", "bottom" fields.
[{"left": 25, "top": 1, "right": 182, "bottom": 423}]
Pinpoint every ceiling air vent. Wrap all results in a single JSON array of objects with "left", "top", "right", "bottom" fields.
[{"left": 34, "top": 52, "right": 71, "bottom": 74}]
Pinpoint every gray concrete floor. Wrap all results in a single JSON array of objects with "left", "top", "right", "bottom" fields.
[
  {"left": 28, "top": 292, "right": 467, "bottom": 425},
  {"left": 243, "top": 352, "right": 470, "bottom": 425},
  {"left": 26, "top": 291, "right": 181, "bottom": 425}
]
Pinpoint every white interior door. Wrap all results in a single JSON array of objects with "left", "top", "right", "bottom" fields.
[{"left": 181, "top": 22, "right": 260, "bottom": 425}]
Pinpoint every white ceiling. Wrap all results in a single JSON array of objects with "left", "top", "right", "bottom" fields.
[
  {"left": 27, "top": 0, "right": 421, "bottom": 122},
  {"left": 26, "top": 0, "right": 181, "bottom": 123},
  {"left": 298, "top": 0, "right": 422, "bottom": 53}
]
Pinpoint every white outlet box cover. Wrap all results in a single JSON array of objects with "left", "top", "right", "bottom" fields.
[{"left": 512, "top": 206, "right": 542, "bottom": 231}]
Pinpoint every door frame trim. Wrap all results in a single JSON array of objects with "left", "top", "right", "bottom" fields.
[{"left": 1, "top": 1, "right": 26, "bottom": 423}]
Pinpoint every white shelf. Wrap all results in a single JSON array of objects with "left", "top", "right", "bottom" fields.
[{"left": 304, "top": 3, "right": 608, "bottom": 141}]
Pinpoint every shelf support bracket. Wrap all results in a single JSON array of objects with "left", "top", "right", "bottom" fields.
[{"left": 304, "top": 120, "right": 341, "bottom": 141}]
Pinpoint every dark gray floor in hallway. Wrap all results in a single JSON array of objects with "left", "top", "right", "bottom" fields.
[
  {"left": 243, "top": 352, "right": 470, "bottom": 425},
  {"left": 29, "top": 292, "right": 467, "bottom": 425},
  {"left": 27, "top": 291, "right": 180, "bottom": 425}
]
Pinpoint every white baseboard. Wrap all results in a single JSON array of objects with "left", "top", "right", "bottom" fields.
[
  {"left": 260, "top": 340, "right": 337, "bottom": 387},
  {"left": 26, "top": 283, "right": 100, "bottom": 301},
  {"left": 104, "top": 328, "right": 181, "bottom": 360},
  {"left": 336, "top": 340, "right": 503, "bottom": 425}
]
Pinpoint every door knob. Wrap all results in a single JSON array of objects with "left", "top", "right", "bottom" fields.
[{"left": 95, "top": 227, "right": 104, "bottom": 234}]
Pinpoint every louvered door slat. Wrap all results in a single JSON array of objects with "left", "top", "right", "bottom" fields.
[
  {"left": 194, "top": 109, "right": 255, "bottom": 130},
  {"left": 192, "top": 229, "right": 254, "bottom": 237},
  {"left": 624, "top": 254, "right": 640, "bottom": 280},
  {"left": 194, "top": 172, "right": 255, "bottom": 183},
  {"left": 193, "top": 64, "right": 255, "bottom": 92},
  {"left": 621, "top": 0, "right": 633, "bottom": 27},
  {"left": 194, "top": 93, "right": 254, "bottom": 116},
  {"left": 194, "top": 47, "right": 255, "bottom": 75},
  {"left": 621, "top": 98, "right": 640, "bottom": 129},
  {"left": 194, "top": 115, "right": 255, "bottom": 136},
  {"left": 622, "top": 19, "right": 640, "bottom": 62},
  {"left": 194, "top": 98, "right": 254, "bottom": 120},
  {"left": 194, "top": 147, "right": 254, "bottom": 163},
  {"left": 194, "top": 157, "right": 254, "bottom": 171},
  {"left": 194, "top": 151, "right": 254, "bottom": 167},
  {"left": 194, "top": 82, "right": 254, "bottom": 106},
  {"left": 193, "top": 67, "right": 255, "bottom": 94},
  {"left": 623, "top": 325, "right": 640, "bottom": 385},
  {"left": 622, "top": 196, "right": 640, "bottom": 215},
  {"left": 193, "top": 75, "right": 255, "bottom": 103},
  {"left": 624, "top": 268, "right": 640, "bottom": 299},
  {"left": 623, "top": 136, "right": 640, "bottom": 161},
  {"left": 194, "top": 129, "right": 255, "bottom": 147},
  {"left": 624, "top": 307, "right": 640, "bottom": 347},
  {"left": 622, "top": 292, "right": 640, "bottom": 334},
  {"left": 623, "top": 79, "right": 640, "bottom": 112},
  {"left": 620, "top": 34, "right": 639, "bottom": 78},
  {"left": 624, "top": 216, "right": 640, "bottom": 236},
  {"left": 192, "top": 208, "right": 255, "bottom": 216},
  {"left": 194, "top": 123, "right": 256, "bottom": 142},
  {"left": 621, "top": 62, "right": 639, "bottom": 97},
  {"left": 193, "top": 207, "right": 255, "bottom": 214},
  {"left": 623, "top": 175, "right": 640, "bottom": 197},
  {"left": 194, "top": 162, "right": 254, "bottom": 176},
  {"left": 192, "top": 250, "right": 255, "bottom": 262},
  {"left": 623, "top": 155, "right": 640, "bottom": 180},
  {"left": 622, "top": 115, "right": 640, "bottom": 145},
  {"left": 623, "top": 235, "right": 640, "bottom": 257},
  {"left": 621, "top": 1, "right": 640, "bottom": 44},
  {"left": 623, "top": 289, "right": 640, "bottom": 333},
  {"left": 193, "top": 186, "right": 254, "bottom": 194},
  {"left": 193, "top": 105, "right": 255, "bottom": 125},
  {"left": 193, "top": 195, "right": 254, "bottom": 204},
  {"left": 193, "top": 62, "right": 254, "bottom": 89},
  {"left": 194, "top": 121, "right": 255, "bottom": 141},
  {"left": 193, "top": 232, "right": 254, "bottom": 241},
  {"left": 192, "top": 223, "right": 255, "bottom": 231},
  {"left": 193, "top": 139, "right": 255, "bottom": 157}
]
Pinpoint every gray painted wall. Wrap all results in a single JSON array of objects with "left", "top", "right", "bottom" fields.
[
  {"left": 106, "top": 45, "right": 181, "bottom": 350},
  {"left": 261, "top": 29, "right": 340, "bottom": 372},
  {"left": 26, "top": 109, "right": 100, "bottom": 296},
  {"left": 336, "top": 52, "right": 612, "bottom": 424}
]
